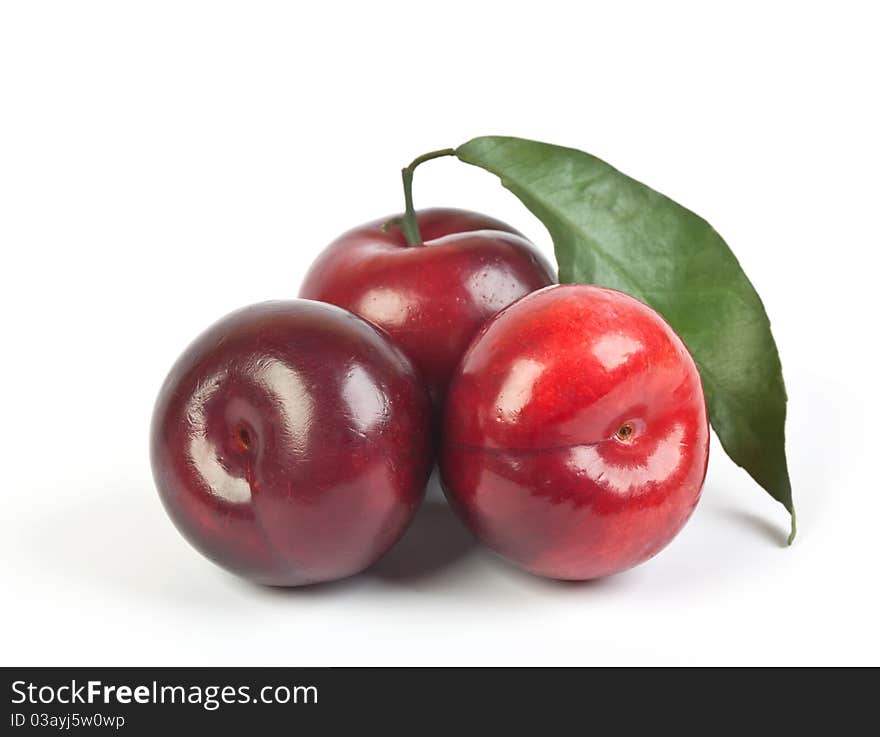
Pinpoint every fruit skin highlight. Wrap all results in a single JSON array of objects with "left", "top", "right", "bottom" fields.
[
  {"left": 440, "top": 284, "right": 709, "bottom": 580},
  {"left": 299, "top": 208, "right": 554, "bottom": 406},
  {"left": 150, "top": 300, "right": 433, "bottom": 586}
]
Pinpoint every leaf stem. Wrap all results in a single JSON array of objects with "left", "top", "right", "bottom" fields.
[{"left": 399, "top": 148, "right": 456, "bottom": 246}]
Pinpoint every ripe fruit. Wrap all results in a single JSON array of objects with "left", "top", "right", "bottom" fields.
[
  {"left": 440, "top": 284, "right": 709, "bottom": 580},
  {"left": 150, "top": 300, "right": 432, "bottom": 586},
  {"left": 299, "top": 208, "right": 554, "bottom": 405}
]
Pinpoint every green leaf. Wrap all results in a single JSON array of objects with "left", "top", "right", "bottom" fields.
[{"left": 455, "top": 136, "right": 795, "bottom": 543}]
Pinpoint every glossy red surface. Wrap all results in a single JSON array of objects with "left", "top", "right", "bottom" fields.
[
  {"left": 151, "top": 300, "right": 433, "bottom": 586},
  {"left": 440, "top": 285, "right": 709, "bottom": 580},
  {"left": 299, "top": 208, "right": 555, "bottom": 405}
]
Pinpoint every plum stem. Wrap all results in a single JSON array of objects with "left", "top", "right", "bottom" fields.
[{"left": 399, "top": 148, "right": 456, "bottom": 246}]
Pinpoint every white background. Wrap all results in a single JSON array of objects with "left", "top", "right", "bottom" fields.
[{"left": 1, "top": 1, "right": 877, "bottom": 666}]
